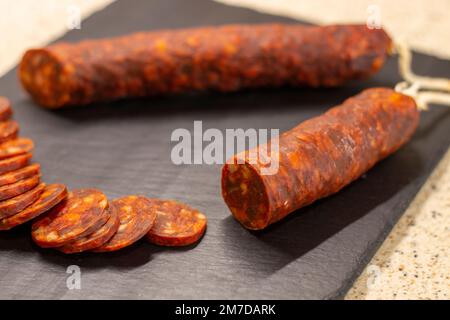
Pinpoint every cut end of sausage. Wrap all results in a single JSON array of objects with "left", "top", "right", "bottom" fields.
[
  {"left": 221, "top": 161, "right": 270, "bottom": 230},
  {"left": 19, "top": 49, "right": 71, "bottom": 109}
]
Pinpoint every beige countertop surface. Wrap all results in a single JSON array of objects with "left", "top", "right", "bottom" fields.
[{"left": 0, "top": 0, "right": 448, "bottom": 299}]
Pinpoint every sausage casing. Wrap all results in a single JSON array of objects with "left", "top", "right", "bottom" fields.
[
  {"left": 19, "top": 24, "right": 391, "bottom": 108},
  {"left": 221, "top": 88, "right": 419, "bottom": 230}
]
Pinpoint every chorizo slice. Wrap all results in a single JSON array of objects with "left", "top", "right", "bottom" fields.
[
  {"left": 0, "top": 184, "right": 67, "bottom": 230},
  {"left": 221, "top": 88, "right": 420, "bottom": 230},
  {"left": 146, "top": 200, "right": 207, "bottom": 246},
  {"left": 72, "top": 203, "right": 111, "bottom": 241},
  {"left": 0, "top": 174, "right": 40, "bottom": 201},
  {"left": 0, "top": 163, "right": 40, "bottom": 187},
  {"left": 93, "top": 196, "right": 156, "bottom": 252},
  {"left": 0, "top": 120, "right": 19, "bottom": 144},
  {"left": 0, "top": 182, "right": 45, "bottom": 219},
  {"left": 0, "top": 97, "right": 12, "bottom": 121},
  {"left": 0, "top": 138, "right": 34, "bottom": 160},
  {"left": 0, "top": 153, "right": 32, "bottom": 175},
  {"left": 19, "top": 24, "right": 391, "bottom": 108},
  {"left": 31, "top": 188, "right": 108, "bottom": 248},
  {"left": 58, "top": 203, "right": 120, "bottom": 254}
]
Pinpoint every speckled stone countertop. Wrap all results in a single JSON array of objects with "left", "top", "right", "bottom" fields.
[
  {"left": 0, "top": 0, "right": 448, "bottom": 299},
  {"left": 347, "top": 149, "right": 450, "bottom": 299}
]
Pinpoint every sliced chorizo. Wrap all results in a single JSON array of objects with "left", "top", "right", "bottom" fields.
[
  {"left": 0, "top": 184, "right": 67, "bottom": 231},
  {"left": 146, "top": 200, "right": 207, "bottom": 246},
  {"left": 0, "top": 182, "right": 45, "bottom": 219},
  {"left": 0, "top": 163, "right": 40, "bottom": 187},
  {"left": 93, "top": 196, "right": 156, "bottom": 252},
  {"left": 19, "top": 24, "right": 391, "bottom": 108},
  {"left": 0, "top": 97, "right": 12, "bottom": 121},
  {"left": 0, "top": 174, "right": 40, "bottom": 201},
  {"left": 0, "top": 120, "right": 19, "bottom": 144},
  {"left": 58, "top": 203, "right": 120, "bottom": 254},
  {"left": 0, "top": 153, "right": 32, "bottom": 175},
  {"left": 31, "top": 188, "right": 108, "bottom": 248},
  {"left": 221, "top": 88, "right": 420, "bottom": 230},
  {"left": 0, "top": 138, "right": 34, "bottom": 160}
]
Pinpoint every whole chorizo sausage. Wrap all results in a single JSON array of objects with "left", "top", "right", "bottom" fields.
[
  {"left": 19, "top": 24, "right": 391, "bottom": 108},
  {"left": 221, "top": 88, "right": 419, "bottom": 230}
]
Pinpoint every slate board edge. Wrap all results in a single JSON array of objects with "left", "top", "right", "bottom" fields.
[{"left": 333, "top": 175, "right": 427, "bottom": 299}]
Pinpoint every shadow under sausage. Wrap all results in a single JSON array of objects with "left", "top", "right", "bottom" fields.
[
  {"left": 0, "top": 226, "right": 154, "bottom": 269},
  {"left": 33, "top": 240, "right": 157, "bottom": 270},
  {"left": 0, "top": 223, "right": 36, "bottom": 253},
  {"left": 0, "top": 222, "right": 204, "bottom": 270},
  {"left": 48, "top": 87, "right": 344, "bottom": 123},
  {"left": 35, "top": 66, "right": 405, "bottom": 125},
  {"left": 221, "top": 144, "right": 423, "bottom": 276},
  {"left": 414, "top": 105, "right": 450, "bottom": 141}
]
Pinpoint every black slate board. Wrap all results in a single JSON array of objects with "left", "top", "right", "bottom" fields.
[{"left": 0, "top": 0, "right": 449, "bottom": 300}]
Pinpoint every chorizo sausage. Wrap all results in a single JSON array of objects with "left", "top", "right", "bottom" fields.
[
  {"left": 19, "top": 24, "right": 391, "bottom": 108},
  {"left": 0, "top": 184, "right": 67, "bottom": 231},
  {"left": 221, "top": 88, "right": 420, "bottom": 230},
  {"left": 31, "top": 188, "right": 108, "bottom": 248},
  {"left": 93, "top": 196, "right": 156, "bottom": 252},
  {"left": 146, "top": 200, "right": 207, "bottom": 247},
  {"left": 0, "top": 97, "right": 12, "bottom": 121},
  {"left": 0, "top": 182, "right": 45, "bottom": 219}
]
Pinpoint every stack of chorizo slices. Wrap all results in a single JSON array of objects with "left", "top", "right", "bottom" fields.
[
  {"left": 0, "top": 97, "right": 66, "bottom": 231},
  {"left": 31, "top": 189, "right": 206, "bottom": 254},
  {"left": 0, "top": 96, "right": 207, "bottom": 253},
  {"left": 32, "top": 191, "right": 207, "bottom": 253}
]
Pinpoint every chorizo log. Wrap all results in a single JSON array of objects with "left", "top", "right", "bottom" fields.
[
  {"left": 221, "top": 88, "right": 420, "bottom": 230},
  {"left": 19, "top": 24, "right": 391, "bottom": 108}
]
